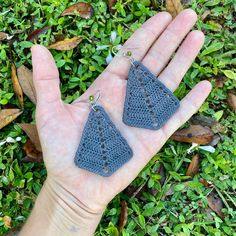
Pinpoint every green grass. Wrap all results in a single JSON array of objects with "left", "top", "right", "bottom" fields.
[{"left": 0, "top": 0, "right": 236, "bottom": 235}]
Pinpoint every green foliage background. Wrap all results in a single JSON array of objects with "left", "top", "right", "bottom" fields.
[{"left": 0, "top": 0, "right": 236, "bottom": 235}]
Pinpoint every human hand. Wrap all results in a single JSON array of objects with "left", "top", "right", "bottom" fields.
[{"left": 21, "top": 9, "right": 211, "bottom": 235}]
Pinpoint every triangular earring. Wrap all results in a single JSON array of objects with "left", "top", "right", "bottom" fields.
[
  {"left": 74, "top": 95, "right": 133, "bottom": 177},
  {"left": 123, "top": 60, "right": 180, "bottom": 130}
]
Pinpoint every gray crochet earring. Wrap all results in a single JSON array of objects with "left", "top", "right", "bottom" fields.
[
  {"left": 114, "top": 47, "right": 180, "bottom": 130},
  {"left": 74, "top": 93, "right": 133, "bottom": 177}
]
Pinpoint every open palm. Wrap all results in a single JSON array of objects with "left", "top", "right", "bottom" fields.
[{"left": 31, "top": 9, "right": 211, "bottom": 214}]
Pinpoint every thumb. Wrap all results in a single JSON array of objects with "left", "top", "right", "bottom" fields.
[{"left": 31, "top": 45, "right": 61, "bottom": 106}]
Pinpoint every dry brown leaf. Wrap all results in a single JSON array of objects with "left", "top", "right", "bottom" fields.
[
  {"left": 27, "top": 26, "right": 51, "bottom": 42},
  {"left": 0, "top": 109, "right": 23, "bottom": 130},
  {"left": 171, "top": 125, "right": 214, "bottom": 145},
  {"left": 211, "top": 122, "right": 226, "bottom": 134},
  {"left": 18, "top": 123, "right": 41, "bottom": 152},
  {"left": 1, "top": 104, "right": 16, "bottom": 109},
  {"left": 0, "top": 32, "right": 9, "bottom": 41},
  {"left": 166, "top": 0, "right": 183, "bottom": 18},
  {"left": 186, "top": 154, "right": 200, "bottom": 177},
  {"left": 61, "top": 3, "right": 93, "bottom": 18},
  {"left": 17, "top": 65, "right": 37, "bottom": 104},
  {"left": 3, "top": 215, "right": 12, "bottom": 228},
  {"left": 212, "top": 75, "right": 228, "bottom": 88},
  {"left": 207, "top": 192, "right": 224, "bottom": 219},
  {"left": 190, "top": 115, "right": 226, "bottom": 134},
  {"left": 158, "top": 163, "right": 166, "bottom": 186},
  {"left": 11, "top": 63, "right": 24, "bottom": 109},
  {"left": 47, "top": 37, "right": 82, "bottom": 51},
  {"left": 108, "top": 0, "right": 118, "bottom": 14},
  {"left": 190, "top": 115, "right": 216, "bottom": 128},
  {"left": 118, "top": 200, "right": 128, "bottom": 231},
  {"left": 227, "top": 92, "right": 236, "bottom": 112},
  {"left": 151, "top": 0, "right": 158, "bottom": 8},
  {"left": 23, "top": 139, "right": 43, "bottom": 163},
  {"left": 201, "top": 10, "right": 211, "bottom": 21},
  {"left": 199, "top": 178, "right": 213, "bottom": 188},
  {"left": 208, "top": 134, "right": 221, "bottom": 146},
  {"left": 125, "top": 182, "right": 147, "bottom": 199},
  {"left": 54, "top": 34, "right": 65, "bottom": 42}
]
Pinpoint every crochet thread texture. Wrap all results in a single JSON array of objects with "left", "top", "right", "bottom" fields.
[
  {"left": 74, "top": 105, "right": 133, "bottom": 177},
  {"left": 123, "top": 60, "right": 180, "bottom": 130}
]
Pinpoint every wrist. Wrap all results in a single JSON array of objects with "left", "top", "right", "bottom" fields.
[{"left": 20, "top": 177, "right": 105, "bottom": 236}]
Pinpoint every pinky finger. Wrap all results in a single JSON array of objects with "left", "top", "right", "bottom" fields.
[{"left": 162, "top": 80, "right": 212, "bottom": 137}]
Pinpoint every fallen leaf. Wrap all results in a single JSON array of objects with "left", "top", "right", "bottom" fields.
[
  {"left": 17, "top": 65, "right": 37, "bottom": 104},
  {"left": 202, "top": 208, "right": 215, "bottom": 221},
  {"left": 23, "top": 139, "right": 43, "bottom": 163},
  {"left": 171, "top": 125, "right": 214, "bottom": 145},
  {"left": 166, "top": 0, "right": 183, "bottom": 18},
  {"left": 211, "top": 75, "right": 228, "bottom": 88},
  {"left": 208, "top": 134, "right": 221, "bottom": 146},
  {"left": 11, "top": 63, "right": 24, "bottom": 109},
  {"left": 227, "top": 92, "right": 236, "bottom": 112},
  {"left": 47, "top": 37, "right": 82, "bottom": 51},
  {"left": 27, "top": 26, "right": 51, "bottom": 42},
  {"left": 190, "top": 115, "right": 216, "bottom": 128},
  {"left": 0, "top": 109, "right": 23, "bottom": 130},
  {"left": 190, "top": 115, "right": 226, "bottom": 133},
  {"left": 125, "top": 182, "right": 147, "bottom": 199},
  {"left": 3, "top": 215, "right": 12, "bottom": 228},
  {"left": 0, "top": 32, "right": 10, "bottom": 41},
  {"left": 1, "top": 104, "right": 16, "bottom": 109},
  {"left": 199, "top": 178, "right": 213, "bottom": 188},
  {"left": 18, "top": 123, "right": 41, "bottom": 152},
  {"left": 207, "top": 192, "right": 224, "bottom": 219},
  {"left": 186, "top": 154, "right": 200, "bottom": 177},
  {"left": 118, "top": 200, "right": 128, "bottom": 231},
  {"left": 151, "top": 0, "right": 158, "bottom": 8},
  {"left": 211, "top": 122, "right": 226, "bottom": 133},
  {"left": 201, "top": 10, "right": 211, "bottom": 21},
  {"left": 61, "top": 2, "right": 93, "bottom": 18},
  {"left": 0, "top": 32, "right": 8, "bottom": 40},
  {"left": 158, "top": 163, "right": 166, "bottom": 186},
  {"left": 54, "top": 34, "right": 65, "bottom": 42},
  {"left": 108, "top": 0, "right": 118, "bottom": 14}
]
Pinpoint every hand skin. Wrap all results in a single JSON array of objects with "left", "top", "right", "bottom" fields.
[{"left": 19, "top": 9, "right": 212, "bottom": 236}]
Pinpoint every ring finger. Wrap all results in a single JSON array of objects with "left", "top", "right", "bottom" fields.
[{"left": 141, "top": 9, "right": 200, "bottom": 90}]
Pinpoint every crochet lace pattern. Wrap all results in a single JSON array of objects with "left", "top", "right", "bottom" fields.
[
  {"left": 123, "top": 60, "right": 180, "bottom": 130},
  {"left": 74, "top": 105, "right": 133, "bottom": 177}
]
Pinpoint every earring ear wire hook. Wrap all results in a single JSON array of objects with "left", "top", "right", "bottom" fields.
[
  {"left": 112, "top": 45, "right": 136, "bottom": 66},
  {"left": 89, "top": 90, "right": 101, "bottom": 111}
]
